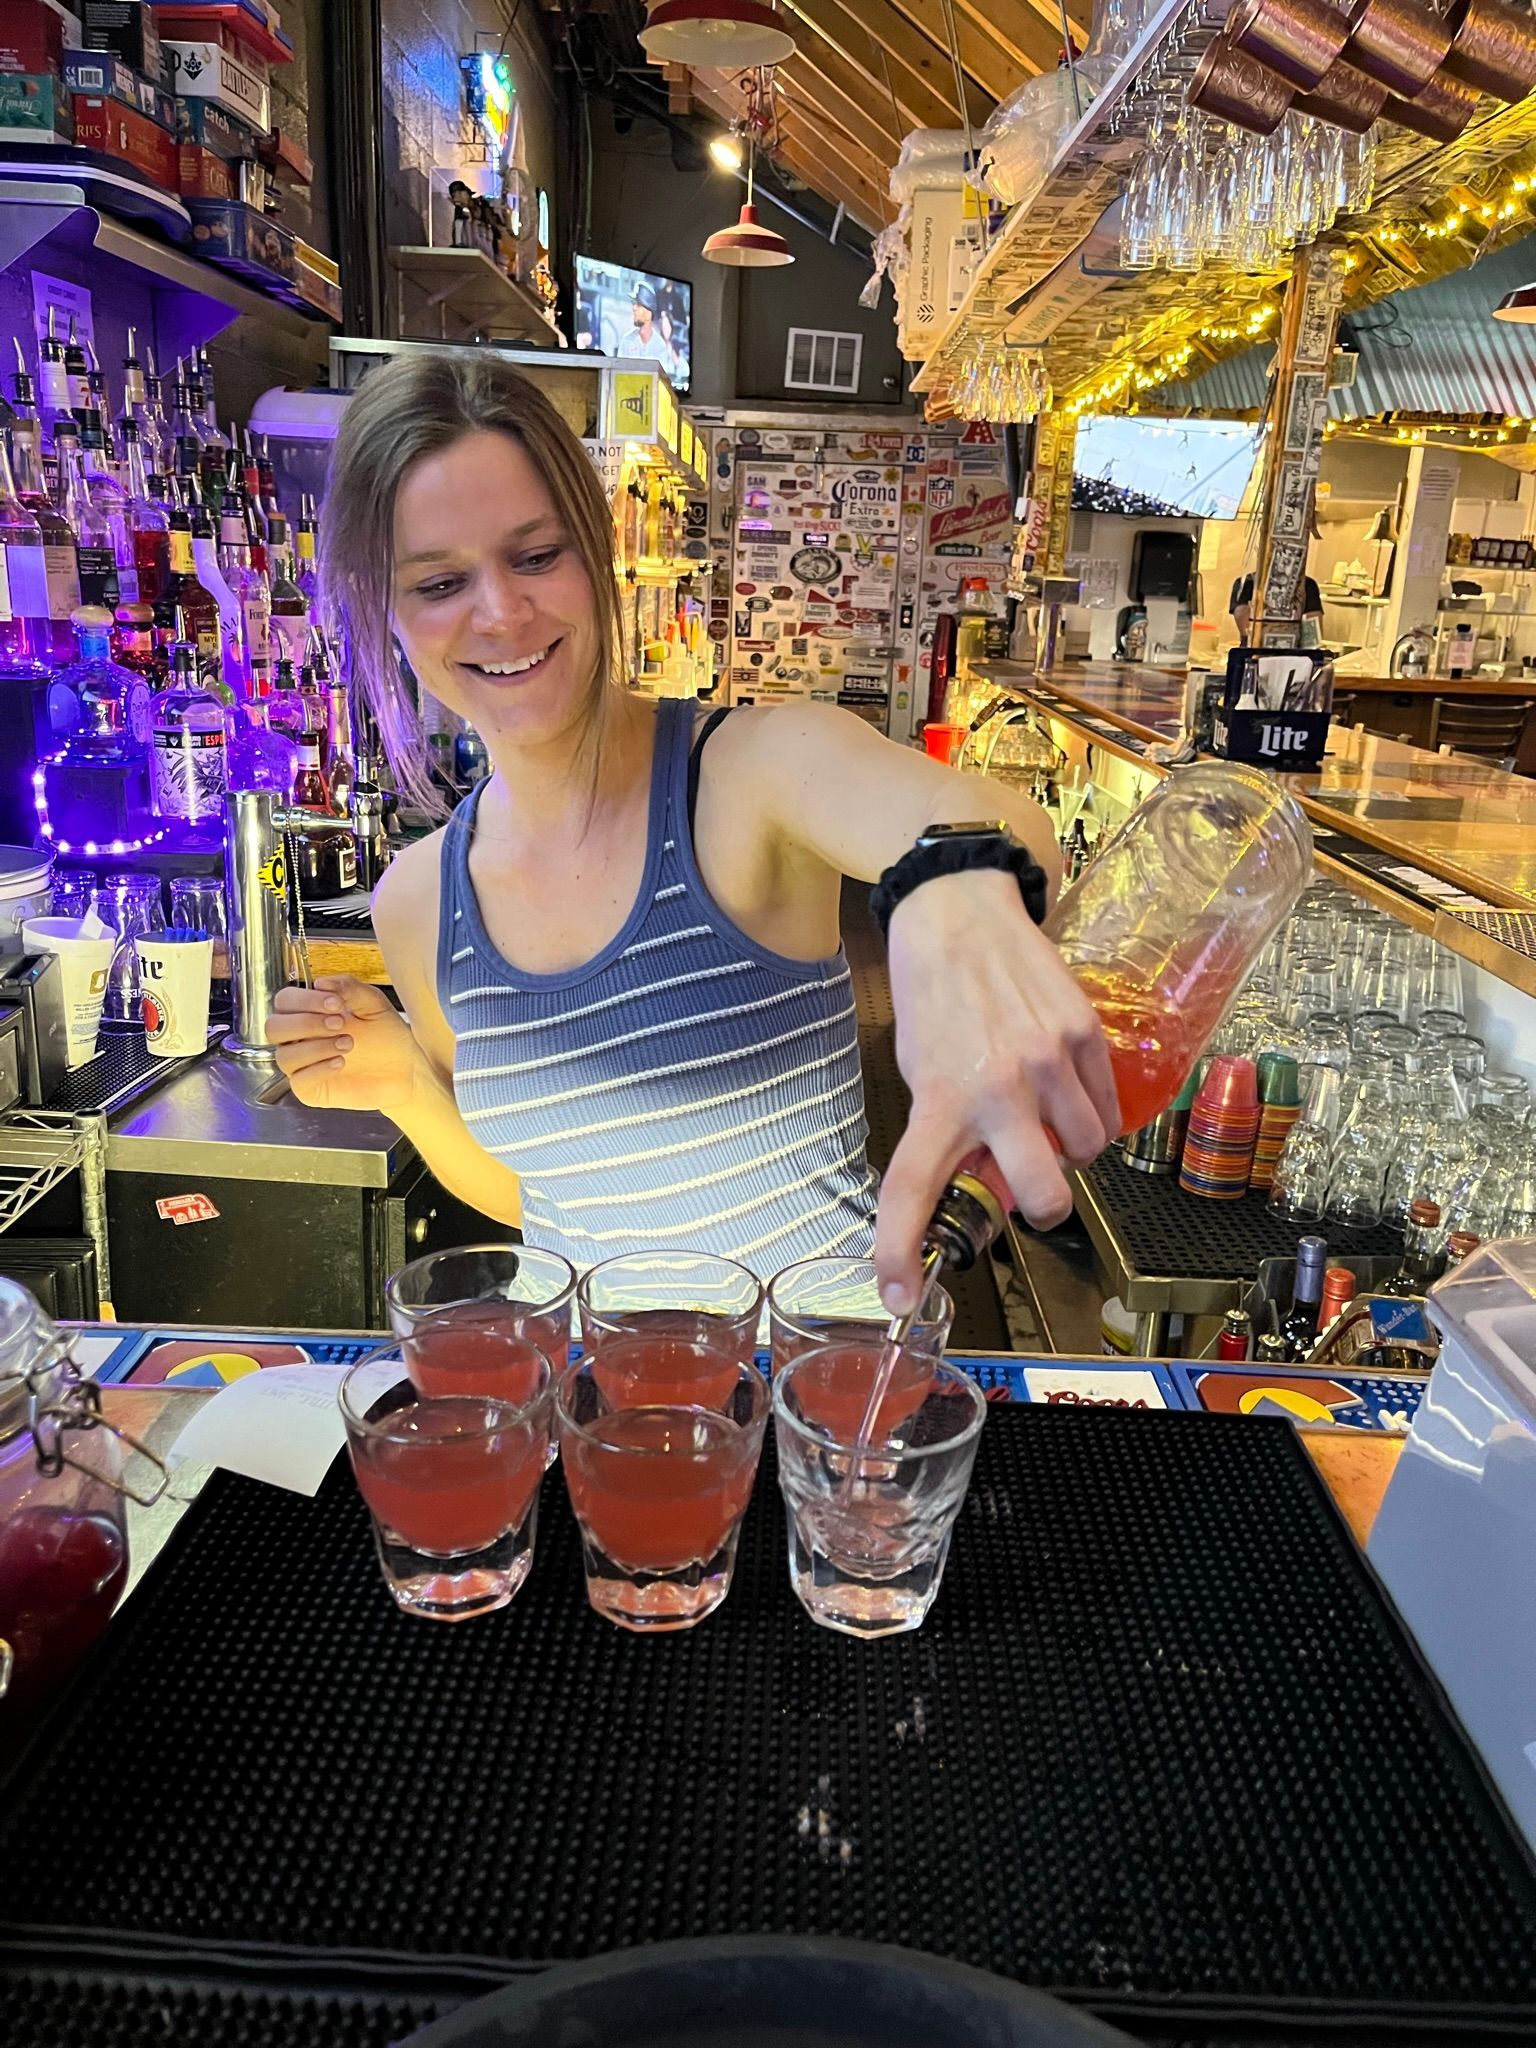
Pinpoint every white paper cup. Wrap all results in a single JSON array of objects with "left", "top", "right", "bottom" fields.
[
  {"left": 136, "top": 931, "right": 214, "bottom": 1057},
  {"left": 21, "top": 915, "right": 117, "bottom": 1069}
]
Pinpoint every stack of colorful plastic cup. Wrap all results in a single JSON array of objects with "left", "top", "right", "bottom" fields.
[
  {"left": 1179, "top": 1055, "right": 1260, "bottom": 1200},
  {"left": 1250, "top": 1051, "right": 1301, "bottom": 1192}
]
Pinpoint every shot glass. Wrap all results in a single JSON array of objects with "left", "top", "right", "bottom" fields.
[
  {"left": 577, "top": 1251, "right": 764, "bottom": 1397},
  {"left": 773, "top": 1346, "right": 986, "bottom": 1639},
  {"left": 339, "top": 1340, "right": 553, "bottom": 1621},
  {"left": 557, "top": 1349, "right": 769, "bottom": 1631},
  {"left": 386, "top": 1243, "right": 577, "bottom": 1380},
  {"left": 766, "top": 1256, "right": 954, "bottom": 1375}
]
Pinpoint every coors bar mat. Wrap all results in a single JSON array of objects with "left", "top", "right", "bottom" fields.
[{"left": 4, "top": 1407, "right": 1536, "bottom": 2042}]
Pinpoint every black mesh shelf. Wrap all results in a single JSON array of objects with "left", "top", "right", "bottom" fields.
[
  {"left": 43, "top": 1023, "right": 225, "bottom": 1119},
  {"left": 4, "top": 1406, "right": 1535, "bottom": 2043},
  {"left": 1083, "top": 1149, "right": 1404, "bottom": 1280}
]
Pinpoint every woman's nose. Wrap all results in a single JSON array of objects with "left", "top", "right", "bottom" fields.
[{"left": 469, "top": 567, "right": 535, "bottom": 634}]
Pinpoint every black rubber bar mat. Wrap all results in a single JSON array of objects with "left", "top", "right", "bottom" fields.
[
  {"left": 5, "top": 1406, "right": 1536, "bottom": 2043},
  {"left": 1084, "top": 1149, "right": 1404, "bottom": 1279},
  {"left": 0, "top": 1957, "right": 445, "bottom": 2048}
]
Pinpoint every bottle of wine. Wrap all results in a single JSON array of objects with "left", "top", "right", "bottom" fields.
[{"left": 1279, "top": 1234, "right": 1327, "bottom": 1360}]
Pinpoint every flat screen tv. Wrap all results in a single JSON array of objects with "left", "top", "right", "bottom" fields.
[
  {"left": 574, "top": 256, "right": 693, "bottom": 394},
  {"left": 1072, "top": 416, "right": 1262, "bottom": 521}
]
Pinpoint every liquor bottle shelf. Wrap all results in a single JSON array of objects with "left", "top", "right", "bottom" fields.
[{"left": 0, "top": 172, "right": 319, "bottom": 357}]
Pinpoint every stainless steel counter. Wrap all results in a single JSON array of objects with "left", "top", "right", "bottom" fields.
[{"left": 107, "top": 1053, "right": 410, "bottom": 1189}]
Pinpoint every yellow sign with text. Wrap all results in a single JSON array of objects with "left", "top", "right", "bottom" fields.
[{"left": 613, "top": 371, "right": 655, "bottom": 440}]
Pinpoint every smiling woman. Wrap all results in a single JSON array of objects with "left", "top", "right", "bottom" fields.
[
  {"left": 321, "top": 355, "right": 627, "bottom": 811},
  {"left": 265, "top": 352, "right": 1117, "bottom": 1305}
]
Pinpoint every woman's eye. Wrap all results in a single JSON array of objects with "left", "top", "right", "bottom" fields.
[
  {"left": 413, "top": 578, "right": 462, "bottom": 601},
  {"left": 518, "top": 547, "right": 563, "bottom": 573}
]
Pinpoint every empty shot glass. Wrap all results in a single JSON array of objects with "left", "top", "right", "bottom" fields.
[
  {"left": 767, "top": 1256, "right": 953, "bottom": 1375},
  {"left": 557, "top": 1348, "right": 769, "bottom": 1631},
  {"left": 774, "top": 1346, "right": 986, "bottom": 1639},
  {"left": 339, "top": 1340, "right": 553, "bottom": 1621}
]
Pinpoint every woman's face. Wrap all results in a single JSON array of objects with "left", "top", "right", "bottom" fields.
[{"left": 391, "top": 429, "right": 600, "bottom": 751}]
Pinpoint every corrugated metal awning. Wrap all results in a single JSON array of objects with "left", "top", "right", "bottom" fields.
[{"left": 1158, "top": 233, "right": 1536, "bottom": 418}]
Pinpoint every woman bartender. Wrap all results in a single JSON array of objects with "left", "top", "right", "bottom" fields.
[{"left": 265, "top": 355, "right": 1118, "bottom": 1315}]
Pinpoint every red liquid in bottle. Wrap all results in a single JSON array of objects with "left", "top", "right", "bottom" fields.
[
  {"left": 0, "top": 1506, "right": 128, "bottom": 1713},
  {"left": 563, "top": 1407, "right": 756, "bottom": 1571},
  {"left": 1073, "top": 962, "right": 1232, "bottom": 1136}
]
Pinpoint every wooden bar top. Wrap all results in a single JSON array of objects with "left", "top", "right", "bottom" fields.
[{"left": 982, "top": 661, "right": 1536, "bottom": 911}]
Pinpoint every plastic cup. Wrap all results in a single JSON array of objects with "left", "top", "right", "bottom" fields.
[
  {"left": 1196, "top": 1054, "right": 1259, "bottom": 1114},
  {"left": 21, "top": 914, "right": 116, "bottom": 1068},
  {"left": 921, "top": 723, "right": 966, "bottom": 765},
  {"left": 134, "top": 929, "right": 213, "bottom": 1056}
]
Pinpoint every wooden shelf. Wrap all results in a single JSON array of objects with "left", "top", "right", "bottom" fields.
[{"left": 388, "top": 246, "right": 558, "bottom": 344}]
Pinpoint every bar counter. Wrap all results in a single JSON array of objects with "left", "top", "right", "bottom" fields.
[{"left": 978, "top": 660, "right": 1536, "bottom": 995}]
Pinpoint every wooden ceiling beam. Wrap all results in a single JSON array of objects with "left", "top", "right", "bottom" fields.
[
  {"left": 775, "top": 54, "right": 903, "bottom": 166},
  {"left": 947, "top": 0, "right": 1083, "bottom": 77},
  {"left": 774, "top": 111, "right": 892, "bottom": 223},
  {"left": 777, "top": 0, "right": 955, "bottom": 132},
  {"left": 809, "top": 0, "right": 995, "bottom": 128},
  {"left": 690, "top": 73, "right": 889, "bottom": 230},
  {"left": 881, "top": 0, "right": 1035, "bottom": 99}
]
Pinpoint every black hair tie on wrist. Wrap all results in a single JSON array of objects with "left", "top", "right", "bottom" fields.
[{"left": 870, "top": 832, "right": 1049, "bottom": 943}]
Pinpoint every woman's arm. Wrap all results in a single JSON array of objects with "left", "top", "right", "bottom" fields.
[
  {"left": 265, "top": 836, "right": 524, "bottom": 1228},
  {"left": 738, "top": 703, "right": 1120, "bottom": 1312}
]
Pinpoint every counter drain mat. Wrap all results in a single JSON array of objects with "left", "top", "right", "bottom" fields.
[
  {"left": 1082, "top": 1150, "right": 1403, "bottom": 1279},
  {"left": 45, "top": 1024, "right": 222, "bottom": 1119},
  {"left": 4, "top": 1407, "right": 1536, "bottom": 2040},
  {"left": 0, "top": 1959, "right": 446, "bottom": 2048}
]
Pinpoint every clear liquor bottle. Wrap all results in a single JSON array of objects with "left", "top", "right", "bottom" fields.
[
  {"left": 8, "top": 374, "right": 80, "bottom": 659},
  {"left": 76, "top": 409, "right": 136, "bottom": 604},
  {"left": 217, "top": 485, "right": 272, "bottom": 696},
  {"left": 0, "top": 429, "right": 45, "bottom": 665},
  {"left": 54, "top": 417, "right": 120, "bottom": 611},
  {"left": 265, "top": 510, "right": 310, "bottom": 667}
]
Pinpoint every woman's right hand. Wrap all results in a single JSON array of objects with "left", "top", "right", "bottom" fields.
[{"left": 264, "top": 975, "right": 423, "bottom": 1112}]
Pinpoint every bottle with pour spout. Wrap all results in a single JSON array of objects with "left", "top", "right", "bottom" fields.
[{"left": 1044, "top": 763, "right": 1312, "bottom": 1136}]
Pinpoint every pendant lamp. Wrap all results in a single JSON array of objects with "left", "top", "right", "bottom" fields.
[
  {"left": 639, "top": 0, "right": 795, "bottom": 66},
  {"left": 703, "top": 145, "right": 794, "bottom": 266},
  {"left": 1493, "top": 279, "right": 1536, "bottom": 321}
]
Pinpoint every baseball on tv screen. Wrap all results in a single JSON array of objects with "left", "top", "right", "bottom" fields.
[{"left": 575, "top": 256, "right": 692, "bottom": 393}]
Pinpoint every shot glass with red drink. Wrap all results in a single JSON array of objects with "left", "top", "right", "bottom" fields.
[
  {"left": 556, "top": 1348, "right": 769, "bottom": 1632},
  {"left": 385, "top": 1244, "right": 577, "bottom": 1386},
  {"left": 339, "top": 1339, "right": 553, "bottom": 1622},
  {"left": 577, "top": 1251, "right": 764, "bottom": 1409}
]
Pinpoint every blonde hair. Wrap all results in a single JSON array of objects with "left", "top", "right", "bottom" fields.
[{"left": 321, "top": 351, "right": 625, "bottom": 810}]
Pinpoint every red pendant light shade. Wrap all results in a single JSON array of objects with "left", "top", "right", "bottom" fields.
[
  {"left": 639, "top": 0, "right": 796, "bottom": 66},
  {"left": 702, "top": 200, "right": 794, "bottom": 266}
]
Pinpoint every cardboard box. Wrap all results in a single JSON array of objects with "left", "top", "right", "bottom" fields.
[
  {"left": 173, "top": 87, "right": 252, "bottom": 155},
  {"left": 62, "top": 45, "right": 172, "bottom": 125},
  {"left": 162, "top": 34, "right": 266, "bottom": 127},
  {"left": 0, "top": 0, "right": 65, "bottom": 73},
  {"left": 73, "top": 89, "right": 178, "bottom": 183},
  {"left": 188, "top": 195, "right": 294, "bottom": 282},
  {"left": 0, "top": 68, "right": 70, "bottom": 129},
  {"left": 898, "top": 185, "right": 985, "bottom": 363},
  {"left": 177, "top": 134, "right": 232, "bottom": 195},
  {"left": 81, "top": 0, "right": 162, "bottom": 80},
  {"left": 154, "top": 0, "right": 290, "bottom": 64}
]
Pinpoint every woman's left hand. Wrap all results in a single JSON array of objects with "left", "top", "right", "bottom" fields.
[{"left": 874, "top": 868, "right": 1120, "bottom": 1315}]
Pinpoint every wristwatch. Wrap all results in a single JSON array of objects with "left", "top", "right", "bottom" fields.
[{"left": 869, "top": 820, "right": 1049, "bottom": 941}]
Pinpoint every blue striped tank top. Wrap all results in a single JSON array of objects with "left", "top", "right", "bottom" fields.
[{"left": 437, "top": 698, "right": 877, "bottom": 1279}]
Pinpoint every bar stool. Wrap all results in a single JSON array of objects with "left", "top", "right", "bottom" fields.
[{"left": 1427, "top": 696, "right": 1535, "bottom": 768}]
